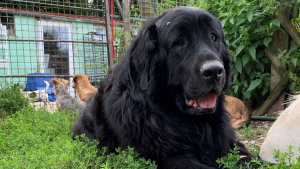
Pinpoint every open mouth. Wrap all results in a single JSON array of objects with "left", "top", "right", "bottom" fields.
[{"left": 187, "top": 91, "right": 217, "bottom": 109}]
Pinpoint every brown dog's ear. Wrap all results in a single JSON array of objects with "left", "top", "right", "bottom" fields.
[
  {"left": 50, "top": 77, "right": 60, "bottom": 85},
  {"left": 73, "top": 75, "right": 77, "bottom": 83},
  {"left": 87, "top": 75, "right": 91, "bottom": 80},
  {"left": 50, "top": 78, "right": 56, "bottom": 84}
]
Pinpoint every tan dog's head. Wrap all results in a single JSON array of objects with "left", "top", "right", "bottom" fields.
[
  {"left": 50, "top": 77, "right": 70, "bottom": 95},
  {"left": 72, "top": 74, "right": 91, "bottom": 88},
  {"left": 72, "top": 74, "right": 97, "bottom": 102}
]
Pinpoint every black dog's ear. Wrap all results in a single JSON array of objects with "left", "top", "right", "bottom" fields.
[
  {"left": 131, "top": 21, "right": 159, "bottom": 91},
  {"left": 140, "top": 24, "right": 158, "bottom": 91},
  {"left": 221, "top": 39, "right": 232, "bottom": 90}
]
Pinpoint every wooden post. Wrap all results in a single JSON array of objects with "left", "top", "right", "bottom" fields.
[
  {"left": 122, "top": 0, "right": 131, "bottom": 50},
  {"left": 104, "top": 0, "right": 114, "bottom": 68}
]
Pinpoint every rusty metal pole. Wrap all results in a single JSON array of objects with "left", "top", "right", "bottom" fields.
[{"left": 104, "top": 0, "right": 114, "bottom": 68}]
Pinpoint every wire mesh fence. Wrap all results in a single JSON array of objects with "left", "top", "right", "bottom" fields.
[{"left": 0, "top": 0, "right": 185, "bottom": 110}]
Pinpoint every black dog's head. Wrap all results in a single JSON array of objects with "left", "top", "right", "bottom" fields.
[{"left": 128, "top": 7, "right": 231, "bottom": 116}]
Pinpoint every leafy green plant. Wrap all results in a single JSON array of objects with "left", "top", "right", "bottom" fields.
[
  {"left": 217, "top": 145, "right": 300, "bottom": 169},
  {"left": 216, "top": 145, "right": 245, "bottom": 169},
  {"left": 0, "top": 107, "right": 157, "bottom": 168},
  {"left": 101, "top": 147, "right": 156, "bottom": 169},
  {"left": 0, "top": 83, "right": 30, "bottom": 121},
  {"left": 207, "top": 0, "right": 281, "bottom": 110},
  {"left": 273, "top": 146, "right": 300, "bottom": 168}
]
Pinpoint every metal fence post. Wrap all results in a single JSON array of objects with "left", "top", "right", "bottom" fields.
[{"left": 104, "top": 0, "right": 114, "bottom": 68}]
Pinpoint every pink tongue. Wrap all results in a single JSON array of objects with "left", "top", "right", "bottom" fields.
[{"left": 197, "top": 92, "right": 217, "bottom": 109}]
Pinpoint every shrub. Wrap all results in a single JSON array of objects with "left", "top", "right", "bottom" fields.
[
  {"left": 217, "top": 145, "right": 300, "bottom": 169},
  {"left": 0, "top": 83, "right": 30, "bottom": 121}
]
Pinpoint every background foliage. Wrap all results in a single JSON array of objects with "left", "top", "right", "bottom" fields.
[{"left": 0, "top": 83, "right": 30, "bottom": 121}]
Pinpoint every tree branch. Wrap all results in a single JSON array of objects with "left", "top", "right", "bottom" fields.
[
  {"left": 276, "top": 5, "right": 300, "bottom": 46},
  {"left": 264, "top": 49, "right": 287, "bottom": 77}
]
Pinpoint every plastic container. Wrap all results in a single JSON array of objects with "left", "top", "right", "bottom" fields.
[{"left": 24, "top": 73, "right": 56, "bottom": 101}]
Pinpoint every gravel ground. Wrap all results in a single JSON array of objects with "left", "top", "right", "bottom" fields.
[{"left": 236, "top": 120, "right": 275, "bottom": 155}]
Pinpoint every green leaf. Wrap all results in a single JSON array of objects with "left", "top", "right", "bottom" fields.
[
  {"left": 249, "top": 47, "right": 256, "bottom": 60},
  {"left": 241, "top": 81, "right": 247, "bottom": 87},
  {"left": 242, "top": 91, "right": 251, "bottom": 99},
  {"left": 236, "top": 45, "right": 244, "bottom": 55},
  {"left": 245, "top": 64, "right": 252, "bottom": 75},
  {"left": 236, "top": 18, "right": 246, "bottom": 26},
  {"left": 247, "top": 12, "right": 253, "bottom": 22},
  {"left": 293, "top": 58, "right": 298, "bottom": 67},
  {"left": 233, "top": 84, "right": 240, "bottom": 94},
  {"left": 249, "top": 71, "right": 256, "bottom": 80},
  {"left": 221, "top": 19, "right": 227, "bottom": 27},
  {"left": 247, "top": 79, "right": 262, "bottom": 91},
  {"left": 256, "top": 62, "right": 264, "bottom": 72},
  {"left": 235, "top": 60, "right": 242, "bottom": 73},
  {"left": 230, "top": 17, "right": 234, "bottom": 24},
  {"left": 231, "top": 52, "right": 237, "bottom": 62},
  {"left": 242, "top": 54, "right": 250, "bottom": 66},
  {"left": 289, "top": 45, "right": 298, "bottom": 53},
  {"left": 233, "top": 69, "right": 239, "bottom": 81},
  {"left": 272, "top": 19, "right": 281, "bottom": 27},
  {"left": 263, "top": 37, "right": 272, "bottom": 47},
  {"left": 254, "top": 26, "right": 267, "bottom": 33},
  {"left": 258, "top": 50, "right": 265, "bottom": 58},
  {"left": 249, "top": 6, "right": 257, "bottom": 11},
  {"left": 254, "top": 40, "right": 262, "bottom": 48}
]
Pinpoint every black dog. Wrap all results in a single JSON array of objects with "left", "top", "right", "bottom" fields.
[{"left": 73, "top": 7, "right": 254, "bottom": 168}]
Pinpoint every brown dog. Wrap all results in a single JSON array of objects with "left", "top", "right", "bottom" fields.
[
  {"left": 224, "top": 95, "right": 250, "bottom": 129},
  {"left": 72, "top": 74, "right": 97, "bottom": 102}
]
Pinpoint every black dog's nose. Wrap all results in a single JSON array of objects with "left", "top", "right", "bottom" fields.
[{"left": 200, "top": 61, "right": 224, "bottom": 81}]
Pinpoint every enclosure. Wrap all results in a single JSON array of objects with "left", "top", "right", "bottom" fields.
[{"left": 0, "top": 0, "right": 300, "bottom": 116}]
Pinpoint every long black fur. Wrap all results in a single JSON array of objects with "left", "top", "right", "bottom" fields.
[{"left": 73, "top": 7, "right": 253, "bottom": 168}]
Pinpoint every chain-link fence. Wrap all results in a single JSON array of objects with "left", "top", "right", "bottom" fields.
[{"left": 0, "top": 0, "right": 185, "bottom": 109}]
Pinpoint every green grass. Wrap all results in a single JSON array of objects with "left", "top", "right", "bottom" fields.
[{"left": 0, "top": 107, "right": 156, "bottom": 169}]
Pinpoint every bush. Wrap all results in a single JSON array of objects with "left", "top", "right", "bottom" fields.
[
  {"left": 0, "top": 83, "right": 30, "bottom": 121},
  {"left": 0, "top": 108, "right": 156, "bottom": 168},
  {"left": 217, "top": 145, "right": 300, "bottom": 169}
]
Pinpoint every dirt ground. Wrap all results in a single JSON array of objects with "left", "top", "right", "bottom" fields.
[{"left": 236, "top": 120, "right": 274, "bottom": 152}]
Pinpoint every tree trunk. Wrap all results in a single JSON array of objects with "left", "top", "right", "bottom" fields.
[
  {"left": 276, "top": 5, "right": 300, "bottom": 46},
  {"left": 122, "top": 0, "right": 131, "bottom": 51},
  {"left": 254, "top": 2, "right": 294, "bottom": 116},
  {"left": 267, "top": 21, "right": 290, "bottom": 115}
]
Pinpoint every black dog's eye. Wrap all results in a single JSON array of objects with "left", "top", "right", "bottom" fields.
[
  {"left": 211, "top": 34, "right": 217, "bottom": 41},
  {"left": 177, "top": 39, "right": 186, "bottom": 47}
]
